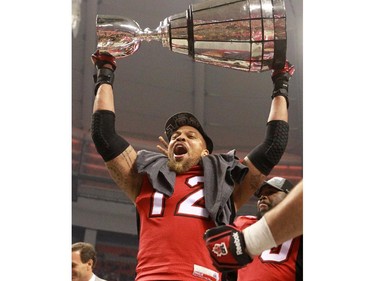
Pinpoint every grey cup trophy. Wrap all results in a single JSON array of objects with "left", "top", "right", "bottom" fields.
[{"left": 96, "top": 0, "right": 287, "bottom": 72}]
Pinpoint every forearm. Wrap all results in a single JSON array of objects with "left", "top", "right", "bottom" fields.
[
  {"left": 90, "top": 51, "right": 129, "bottom": 162},
  {"left": 243, "top": 180, "right": 303, "bottom": 256},
  {"left": 267, "top": 95, "right": 288, "bottom": 122},
  {"left": 267, "top": 60, "right": 295, "bottom": 122},
  {"left": 265, "top": 180, "right": 303, "bottom": 245},
  {"left": 91, "top": 51, "right": 116, "bottom": 113},
  {"left": 245, "top": 69, "right": 290, "bottom": 176},
  {"left": 93, "top": 84, "right": 115, "bottom": 112},
  {"left": 235, "top": 95, "right": 289, "bottom": 208}
]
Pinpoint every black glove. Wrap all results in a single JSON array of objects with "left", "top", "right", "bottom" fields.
[
  {"left": 271, "top": 60, "right": 295, "bottom": 108},
  {"left": 91, "top": 50, "right": 116, "bottom": 94},
  {"left": 203, "top": 225, "right": 252, "bottom": 272}
]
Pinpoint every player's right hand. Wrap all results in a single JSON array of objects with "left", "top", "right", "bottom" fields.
[
  {"left": 91, "top": 50, "right": 117, "bottom": 71},
  {"left": 203, "top": 225, "right": 252, "bottom": 272}
]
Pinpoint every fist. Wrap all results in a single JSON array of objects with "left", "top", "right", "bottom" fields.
[
  {"left": 271, "top": 60, "right": 295, "bottom": 83},
  {"left": 91, "top": 50, "right": 117, "bottom": 71},
  {"left": 203, "top": 225, "right": 252, "bottom": 272}
]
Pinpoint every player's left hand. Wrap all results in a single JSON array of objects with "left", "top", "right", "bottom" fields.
[
  {"left": 271, "top": 60, "right": 295, "bottom": 83},
  {"left": 203, "top": 225, "right": 252, "bottom": 272}
]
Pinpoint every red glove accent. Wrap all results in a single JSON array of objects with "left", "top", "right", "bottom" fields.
[
  {"left": 271, "top": 60, "right": 295, "bottom": 83},
  {"left": 91, "top": 50, "right": 117, "bottom": 71},
  {"left": 203, "top": 225, "right": 252, "bottom": 272}
]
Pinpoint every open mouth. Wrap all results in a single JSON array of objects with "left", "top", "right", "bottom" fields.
[{"left": 173, "top": 144, "right": 188, "bottom": 158}]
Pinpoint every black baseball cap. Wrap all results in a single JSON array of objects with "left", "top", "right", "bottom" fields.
[
  {"left": 164, "top": 112, "right": 214, "bottom": 153},
  {"left": 254, "top": 177, "right": 294, "bottom": 198}
]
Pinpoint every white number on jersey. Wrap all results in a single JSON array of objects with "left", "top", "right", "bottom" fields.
[
  {"left": 150, "top": 176, "right": 209, "bottom": 218},
  {"left": 259, "top": 239, "right": 293, "bottom": 262}
]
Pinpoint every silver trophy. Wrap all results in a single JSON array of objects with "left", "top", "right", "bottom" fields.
[{"left": 96, "top": 0, "right": 287, "bottom": 72}]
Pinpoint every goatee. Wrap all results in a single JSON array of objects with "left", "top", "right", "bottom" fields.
[{"left": 167, "top": 158, "right": 197, "bottom": 174}]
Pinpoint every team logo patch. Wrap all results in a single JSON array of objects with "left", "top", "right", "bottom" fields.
[{"left": 212, "top": 242, "right": 228, "bottom": 257}]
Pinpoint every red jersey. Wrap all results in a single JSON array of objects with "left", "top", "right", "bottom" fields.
[
  {"left": 234, "top": 216, "right": 303, "bottom": 281},
  {"left": 135, "top": 165, "right": 222, "bottom": 281}
]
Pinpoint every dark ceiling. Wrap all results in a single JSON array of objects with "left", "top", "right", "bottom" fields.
[{"left": 72, "top": 0, "right": 303, "bottom": 166}]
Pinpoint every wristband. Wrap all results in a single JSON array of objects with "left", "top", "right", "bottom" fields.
[
  {"left": 271, "top": 72, "right": 291, "bottom": 108},
  {"left": 243, "top": 216, "right": 277, "bottom": 256},
  {"left": 93, "top": 67, "right": 115, "bottom": 95}
]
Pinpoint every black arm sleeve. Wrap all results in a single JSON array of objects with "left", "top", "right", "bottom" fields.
[
  {"left": 91, "top": 110, "right": 130, "bottom": 162},
  {"left": 247, "top": 120, "right": 289, "bottom": 175}
]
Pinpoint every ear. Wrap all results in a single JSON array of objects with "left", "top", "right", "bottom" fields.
[
  {"left": 202, "top": 149, "right": 209, "bottom": 157},
  {"left": 87, "top": 259, "right": 93, "bottom": 269}
]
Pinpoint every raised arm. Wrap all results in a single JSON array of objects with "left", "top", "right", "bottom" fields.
[
  {"left": 233, "top": 62, "right": 295, "bottom": 210},
  {"left": 259, "top": 179, "right": 303, "bottom": 245},
  {"left": 90, "top": 51, "right": 142, "bottom": 202},
  {"left": 203, "top": 180, "right": 303, "bottom": 272}
]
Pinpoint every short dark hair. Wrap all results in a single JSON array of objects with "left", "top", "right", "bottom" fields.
[{"left": 72, "top": 242, "right": 97, "bottom": 268}]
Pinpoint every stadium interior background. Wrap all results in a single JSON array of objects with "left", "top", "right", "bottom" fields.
[{"left": 72, "top": 0, "right": 302, "bottom": 279}]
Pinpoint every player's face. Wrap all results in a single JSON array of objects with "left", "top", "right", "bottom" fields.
[
  {"left": 72, "top": 251, "right": 92, "bottom": 281},
  {"left": 167, "top": 126, "right": 209, "bottom": 173},
  {"left": 256, "top": 187, "right": 287, "bottom": 219}
]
